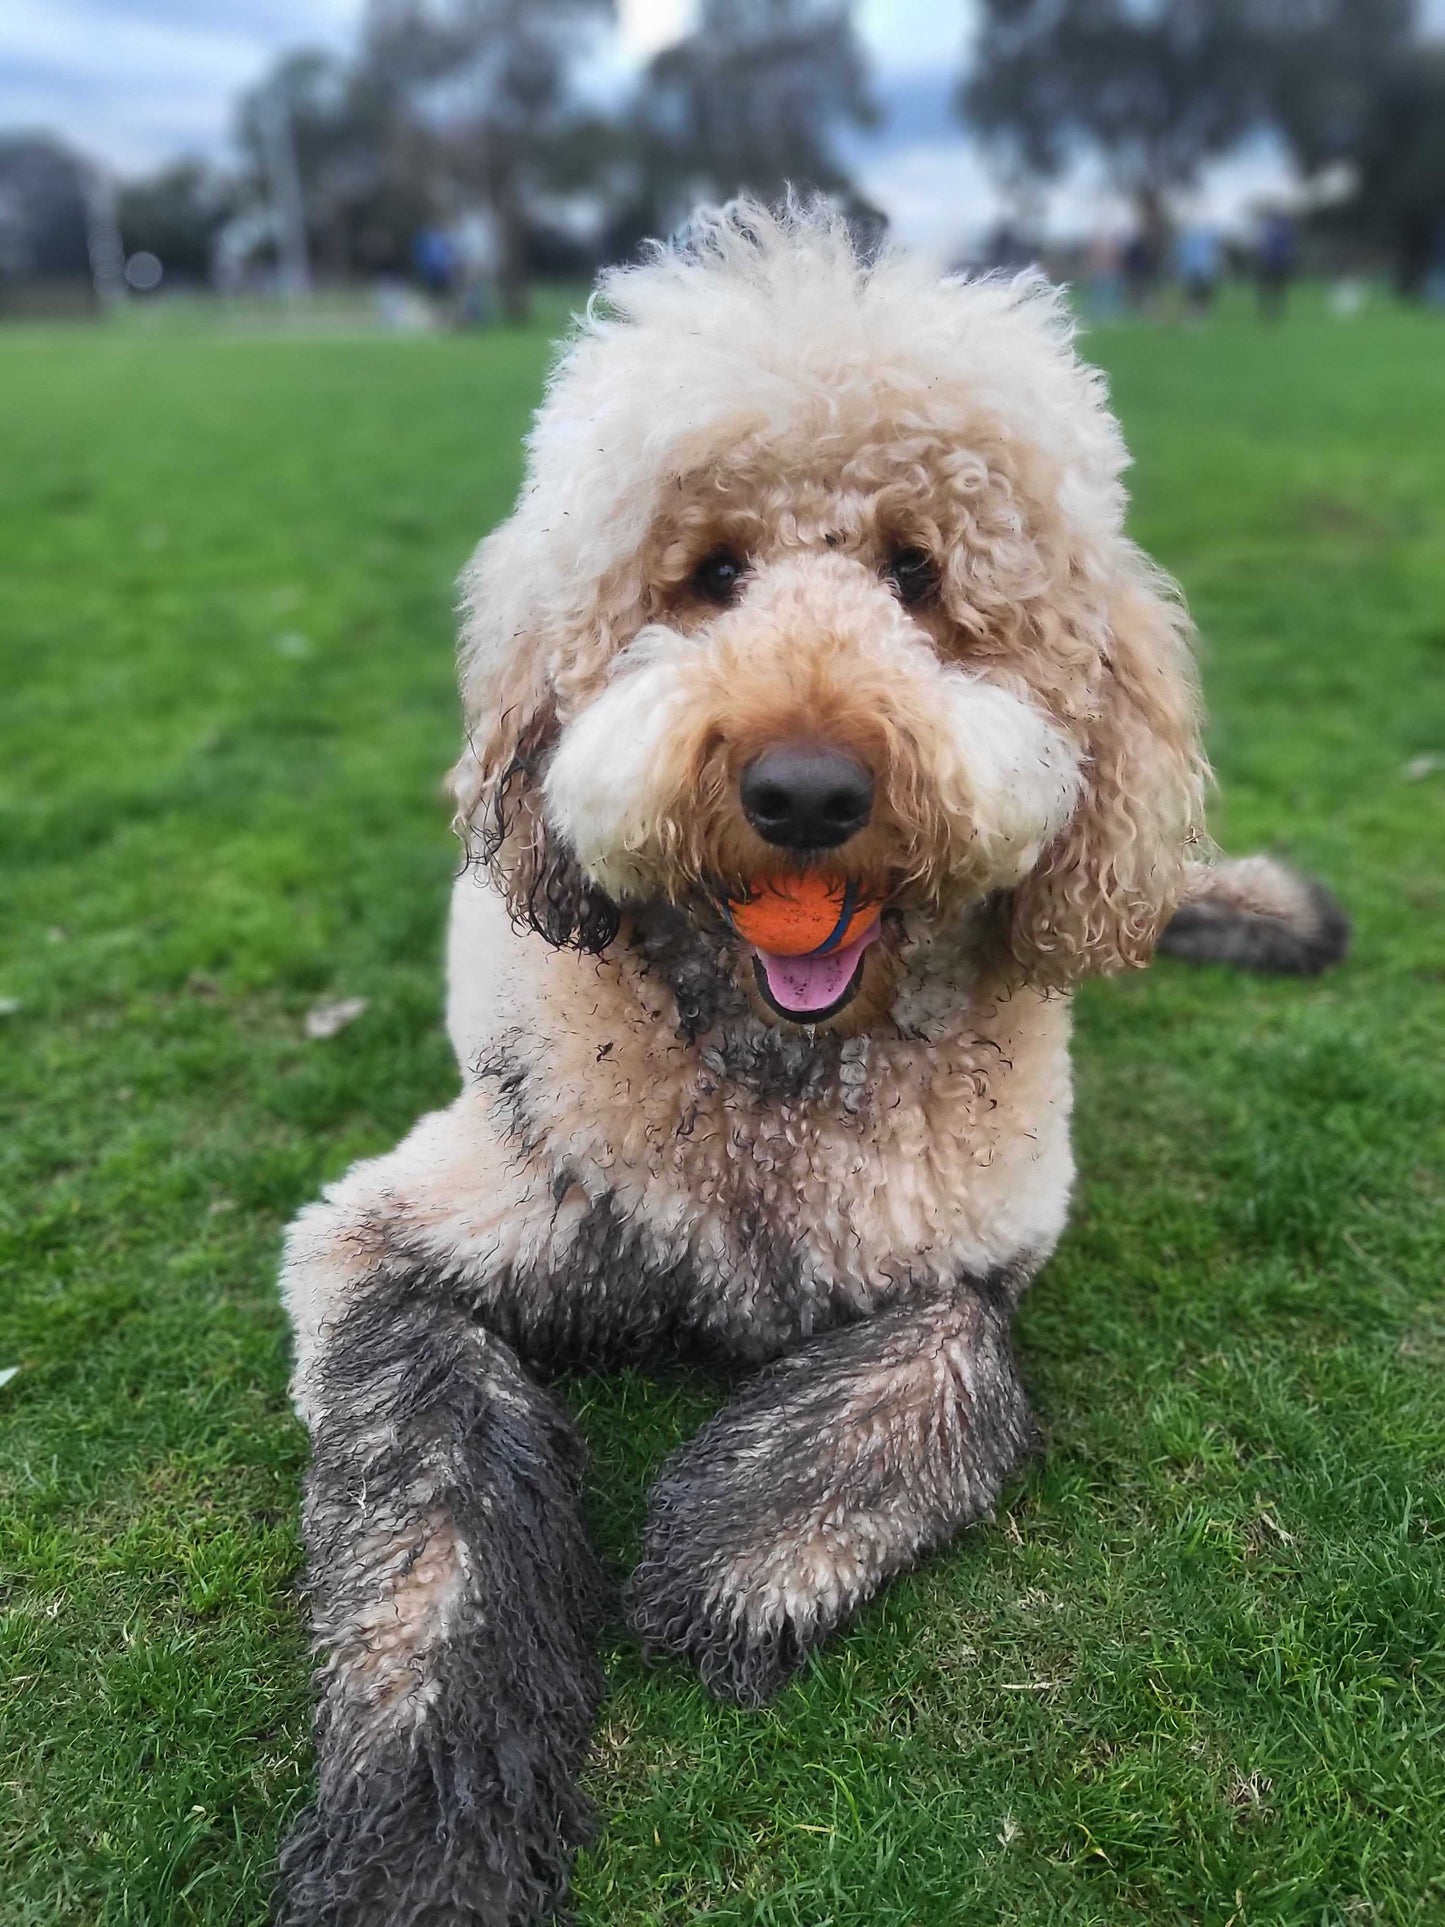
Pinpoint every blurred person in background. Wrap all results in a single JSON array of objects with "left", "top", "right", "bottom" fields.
[
  {"left": 1176, "top": 220, "right": 1223, "bottom": 320},
  {"left": 1255, "top": 206, "right": 1298, "bottom": 320},
  {"left": 452, "top": 209, "right": 499, "bottom": 328},
  {"left": 1085, "top": 225, "right": 1126, "bottom": 321},
  {"left": 1122, "top": 225, "right": 1162, "bottom": 315},
  {"left": 412, "top": 224, "right": 457, "bottom": 305}
]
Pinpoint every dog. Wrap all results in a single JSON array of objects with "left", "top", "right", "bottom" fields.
[{"left": 272, "top": 202, "right": 1347, "bottom": 1925}]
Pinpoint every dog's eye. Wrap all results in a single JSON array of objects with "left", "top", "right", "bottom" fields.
[
  {"left": 691, "top": 550, "right": 746, "bottom": 605},
  {"left": 885, "top": 547, "right": 938, "bottom": 606}
]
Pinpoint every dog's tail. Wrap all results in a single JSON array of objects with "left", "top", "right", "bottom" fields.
[{"left": 1157, "top": 855, "right": 1350, "bottom": 976}]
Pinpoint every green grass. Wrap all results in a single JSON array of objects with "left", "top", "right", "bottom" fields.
[{"left": 2, "top": 297, "right": 1443, "bottom": 1927}]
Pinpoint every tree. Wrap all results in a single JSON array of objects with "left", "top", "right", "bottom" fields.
[
  {"left": 1263, "top": 0, "right": 1415, "bottom": 175},
  {"left": 117, "top": 162, "right": 236, "bottom": 280},
  {"left": 1258, "top": 0, "right": 1439, "bottom": 294},
  {"left": 1333, "top": 43, "right": 1445, "bottom": 294},
  {"left": 961, "top": 0, "right": 1442, "bottom": 285},
  {"left": 961, "top": 0, "right": 1271, "bottom": 240},
  {"left": 631, "top": 0, "right": 877, "bottom": 239},
  {"left": 0, "top": 135, "right": 93, "bottom": 284},
  {"left": 237, "top": 50, "right": 432, "bottom": 279},
  {"left": 360, "top": 0, "right": 615, "bottom": 319}
]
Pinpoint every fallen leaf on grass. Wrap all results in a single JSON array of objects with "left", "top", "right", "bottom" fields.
[
  {"left": 305, "top": 996, "right": 368, "bottom": 1040},
  {"left": 0, "top": 1367, "right": 21, "bottom": 1391},
  {"left": 1226, "top": 1771, "right": 1273, "bottom": 1817},
  {"left": 1251, "top": 1507, "right": 1295, "bottom": 1546}
]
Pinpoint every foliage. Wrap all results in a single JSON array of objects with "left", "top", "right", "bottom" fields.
[
  {"left": 0, "top": 135, "right": 93, "bottom": 282},
  {"left": 1268, "top": 9, "right": 1445, "bottom": 295},
  {"left": 1265, "top": 0, "right": 1415, "bottom": 175},
  {"left": 628, "top": 0, "right": 877, "bottom": 246},
  {"left": 1342, "top": 46, "right": 1445, "bottom": 293},
  {"left": 122, "top": 2, "right": 878, "bottom": 303},
  {"left": 962, "top": 0, "right": 1271, "bottom": 227},
  {"left": 117, "top": 163, "right": 238, "bottom": 281},
  {"left": 2, "top": 298, "right": 1444, "bottom": 1923},
  {"left": 962, "top": 0, "right": 1440, "bottom": 261},
  {"left": 234, "top": 48, "right": 439, "bottom": 280},
  {"left": 360, "top": 0, "right": 616, "bottom": 316}
]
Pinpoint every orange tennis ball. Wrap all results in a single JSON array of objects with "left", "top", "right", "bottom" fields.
[{"left": 725, "top": 875, "right": 882, "bottom": 957}]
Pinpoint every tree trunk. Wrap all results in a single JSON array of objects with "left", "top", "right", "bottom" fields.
[
  {"left": 1393, "top": 211, "right": 1431, "bottom": 302},
  {"left": 484, "top": 142, "right": 530, "bottom": 326},
  {"left": 1133, "top": 181, "right": 1171, "bottom": 262}
]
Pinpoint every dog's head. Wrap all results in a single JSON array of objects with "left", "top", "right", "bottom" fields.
[{"left": 452, "top": 203, "right": 1206, "bottom": 1033}]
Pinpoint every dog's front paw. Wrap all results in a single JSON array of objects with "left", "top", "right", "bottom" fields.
[
  {"left": 273, "top": 1738, "right": 595, "bottom": 1926},
  {"left": 629, "top": 1546, "right": 810, "bottom": 1707},
  {"left": 629, "top": 1290, "right": 1036, "bottom": 1705},
  {"left": 628, "top": 1440, "right": 829, "bottom": 1707}
]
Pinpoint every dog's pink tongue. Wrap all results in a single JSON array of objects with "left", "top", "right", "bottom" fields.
[{"left": 753, "top": 922, "right": 880, "bottom": 1016}]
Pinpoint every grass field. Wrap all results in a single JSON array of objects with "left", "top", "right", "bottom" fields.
[{"left": 2, "top": 295, "right": 1443, "bottom": 1927}]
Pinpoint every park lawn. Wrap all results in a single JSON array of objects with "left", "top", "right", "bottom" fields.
[{"left": 1, "top": 294, "right": 1443, "bottom": 1927}]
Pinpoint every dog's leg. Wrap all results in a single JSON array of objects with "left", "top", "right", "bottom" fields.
[
  {"left": 630, "top": 1279, "right": 1036, "bottom": 1706},
  {"left": 273, "top": 1111, "right": 605, "bottom": 1926},
  {"left": 276, "top": 1283, "right": 603, "bottom": 1927}
]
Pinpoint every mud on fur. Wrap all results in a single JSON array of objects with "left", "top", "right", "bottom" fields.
[{"left": 274, "top": 199, "right": 1347, "bottom": 1926}]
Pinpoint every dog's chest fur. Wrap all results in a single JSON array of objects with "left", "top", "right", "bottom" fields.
[{"left": 446, "top": 876, "right": 1077, "bottom": 1360}]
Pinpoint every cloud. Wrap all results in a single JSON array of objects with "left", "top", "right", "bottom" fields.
[
  {"left": 0, "top": 0, "right": 363, "bottom": 173},
  {"left": 857, "top": 0, "right": 976, "bottom": 77},
  {"left": 616, "top": 0, "right": 692, "bottom": 62},
  {"left": 855, "top": 142, "right": 1004, "bottom": 261},
  {"left": 0, "top": 0, "right": 979, "bottom": 180}
]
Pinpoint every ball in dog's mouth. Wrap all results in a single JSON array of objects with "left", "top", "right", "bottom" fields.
[{"left": 723, "top": 875, "right": 885, "bottom": 1023}]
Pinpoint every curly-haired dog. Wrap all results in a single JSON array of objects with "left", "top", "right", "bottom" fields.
[{"left": 273, "top": 204, "right": 1346, "bottom": 1925}]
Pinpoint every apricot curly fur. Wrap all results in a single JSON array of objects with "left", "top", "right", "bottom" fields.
[{"left": 277, "top": 199, "right": 1342, "bottom": 1926}]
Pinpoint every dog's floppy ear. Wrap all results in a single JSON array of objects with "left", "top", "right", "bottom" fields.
[
  {"left": 449, "top": 524, "right": 620, "bottom": 953},
  {"left": 1008, "top": 560, "right": 1207, "bottom": 984}
]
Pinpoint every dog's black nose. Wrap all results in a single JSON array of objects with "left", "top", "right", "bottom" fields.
[{"left": 740, "top": 742, "right": 874, "bottom": 850}]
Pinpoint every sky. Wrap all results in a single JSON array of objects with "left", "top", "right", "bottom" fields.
[{"left": 3, "top": 0, "right": 1443, "bottom": 254}]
